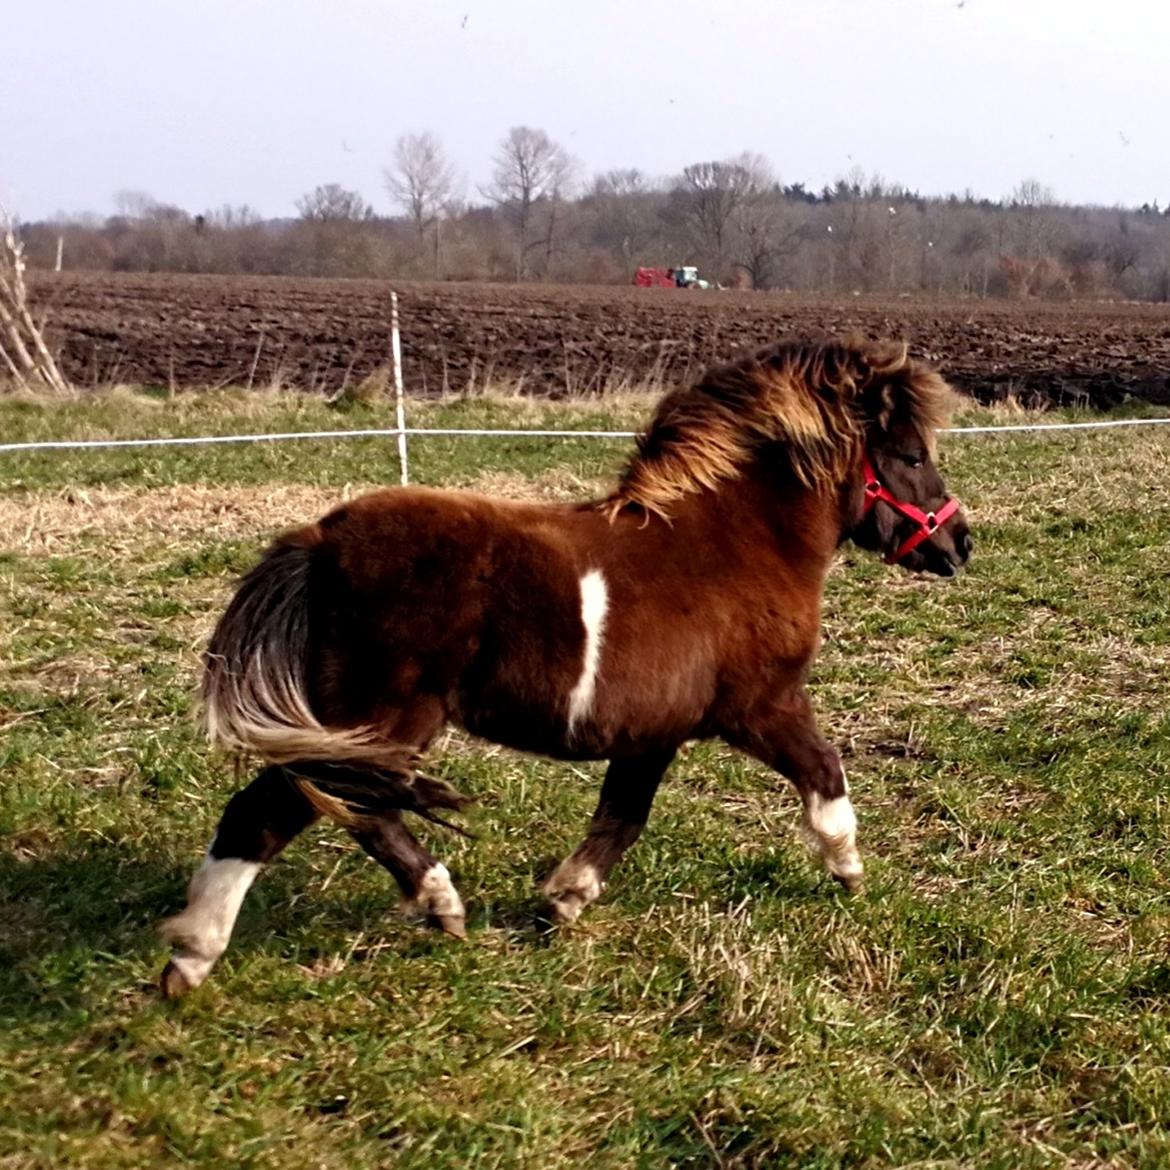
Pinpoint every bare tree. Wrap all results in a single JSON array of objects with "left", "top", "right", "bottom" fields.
[
  {"left": 731, "top": 194, "right": 803, "bottom": 290},
  {"left": 113, "top": 190, "right": 163, "bottom": 220},
  {"left": 950, "top": 220, "right": 994, "bottom": 295},
  {"left": 385, "top": 132, "right": 457, "bottom": 236},
  {"left": 675, "top": 152, "right": 771, "bottom": 274},
  {"left": 296, "top": 183, "right": 373, "bottom": 222},
  {"left": 290, "top": 185, "right": 377, "bottom": 278},
  {"left": 104, "top": 192, "right": 193, "bottom": 272},
  {"left": 1010, "top": 178, "right": 1057, "bottom": 262},
  {"left": 0, "top": 209, "right": 71, "bottom": 394},
  {"left": 589, "top": 169, "right": 661, "bottom": 279},
  {"left": 385, "top": 132, "right": 459, "bottom": 277},
  {"left": 206, "top": 204, "right": 261, "bottom": 229},
  {"left": 483, "top": 126, "right": 575, "bottom": 279},
  {"left": 1012, "top": 178, "right": 1055, "bottom": 209},
  {"left": 716, "top": 154, "right": 809, "bottom": 289},
  {"left": 1104, "top": 216, "right": 1141, "bottom": 283}
]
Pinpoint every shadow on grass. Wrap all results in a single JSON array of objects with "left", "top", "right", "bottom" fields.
[
  {"left": 0, "top": 841, "right": 184, "bottom": 1020},
  {"left": 0, "top": 838, "right": 565, "bottom": 1022},
  {"left": 0, "top": 841, "right": 429, "bottom": 1018}
]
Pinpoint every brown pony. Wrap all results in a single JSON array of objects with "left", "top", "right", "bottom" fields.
[{"left": 160, "top": 336, "right": 971, "bottom": 998}]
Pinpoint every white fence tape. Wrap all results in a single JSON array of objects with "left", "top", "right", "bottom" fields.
[
  {"left": 1, "top": 416, "right": 1170, "bottom": 456},
  {"left": 0, "top": 427, "right": 641, "bottom": 453},
  {"left": 943, "top": 417, "right": 1170, "bottom": 435}
]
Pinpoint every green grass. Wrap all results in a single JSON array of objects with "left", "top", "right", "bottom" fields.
[
  {"left": 2, "top": 388, "right": 1170, "bottom": 1168},
  {"left": 0, "top": 388, "right": 641, "bottom": 491}
]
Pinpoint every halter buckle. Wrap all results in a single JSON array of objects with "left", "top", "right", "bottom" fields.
[{"left": 862, "top": 455, "right": 961, "bottom": 564}]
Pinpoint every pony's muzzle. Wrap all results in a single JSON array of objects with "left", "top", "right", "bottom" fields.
[{"left": 935, "top": 524, "right": 972, "bottom": 575}]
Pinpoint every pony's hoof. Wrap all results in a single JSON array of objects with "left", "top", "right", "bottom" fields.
[
  {"left": 159, "top": 960, "right": 194, "bottom": 1000},
  {"left": 428, "top": 913, "right": 467, "bottom": 939},
  {"left": 542, "top": 892, "right": 585, "bottom": 927},
  {"left": 831, "top": 871, "right": 866, "bottom": 895}
]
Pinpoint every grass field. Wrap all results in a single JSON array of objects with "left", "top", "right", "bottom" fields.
[{"left": 2, "top": 388, "right": 1170, "bottom": 1168}]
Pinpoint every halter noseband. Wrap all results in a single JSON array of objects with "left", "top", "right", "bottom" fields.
[{"left": 860, "top": 455, "right": 961, "bottom": 565}]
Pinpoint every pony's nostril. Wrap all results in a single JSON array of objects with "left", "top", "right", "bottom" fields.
[{"left": 959, "top": 532, "right": 973, "bottom": 560}]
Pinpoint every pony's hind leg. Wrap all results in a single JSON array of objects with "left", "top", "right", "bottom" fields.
[
  {"left": 351, "top": 814, "right": 466, "bottom": 938},
  {"left": 542, "top": 749, "right": 675, "bottom": 925},
  {"left": 314, "top": 696, "right": 466, "bottom": 937},
  {"left": 159, "top": 766, "right": 318, "bottom": 998},
  {"left": 728, "top": 691, "right": 864, "bottom": 892}
]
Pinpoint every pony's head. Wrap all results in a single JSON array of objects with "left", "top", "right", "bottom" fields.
[
  {"left": 845, "top": 345, "right": 971, "bottom": 576},
  {"left": 605, "top": 335, "right": 971, "bottom": 575}
]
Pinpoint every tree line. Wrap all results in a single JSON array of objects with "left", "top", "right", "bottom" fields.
[{"left": 18, "top": 126, "right": 1170, "bottom": 301}]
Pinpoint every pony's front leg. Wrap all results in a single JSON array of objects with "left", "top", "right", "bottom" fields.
[
  {"left": 159, "top": 766, "right": 319, "bottom": 998},
  {"left": 351, "top": 814, "right": 466, "bottom": 938},
  {"left": 728, "top": 693, "right": 864, "bottom": 892},
  {"left": 543, "top": 749, "right": 675, "bottom": 925}
]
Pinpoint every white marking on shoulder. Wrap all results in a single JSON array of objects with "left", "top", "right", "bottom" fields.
[{"left": 567, "top": 569, "right": 609, "bottom": 732}]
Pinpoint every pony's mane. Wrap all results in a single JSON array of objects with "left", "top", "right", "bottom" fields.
[{"left": 603, "top": 336, "right": 954, "bottom": 520}]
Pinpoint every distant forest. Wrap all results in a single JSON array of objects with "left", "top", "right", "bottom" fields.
[{"left": 17, "top": 127, "right": 1170, "bottom": 301}]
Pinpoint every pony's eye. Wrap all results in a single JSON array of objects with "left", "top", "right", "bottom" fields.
[{"left": 901, "top": 454, "right": 924, "bottom": 469}]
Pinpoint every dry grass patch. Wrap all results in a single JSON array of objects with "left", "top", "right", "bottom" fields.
[
  {"left": 0, "top": 469, "right": 612, "bottom": 558},
  {"left": 462, "top": 467, "right": 608, "bottom": 502},
  {"left": 0, "top": 484, "right": 371, "bottom": 554}
]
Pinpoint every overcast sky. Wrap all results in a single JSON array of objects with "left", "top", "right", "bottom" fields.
[{"left": 4, "top": 0, "right": 1167, "bottom": 220}]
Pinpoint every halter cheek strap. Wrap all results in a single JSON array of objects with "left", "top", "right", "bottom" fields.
[{"left": 860, "top": 455, "right": 961, "bottom": 564}]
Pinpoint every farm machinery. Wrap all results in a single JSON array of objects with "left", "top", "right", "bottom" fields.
[{"left": 633, "top": 265, "right": 713, "bottom": 289}]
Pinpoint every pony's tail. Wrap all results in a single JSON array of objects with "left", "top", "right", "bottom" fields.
[{"left": 201, "top": 528, "right": 470, "bottom": 831}]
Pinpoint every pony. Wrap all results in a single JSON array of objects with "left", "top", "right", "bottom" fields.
[{"left": 159, "top": 336, "right": 971, "bottom": 998}]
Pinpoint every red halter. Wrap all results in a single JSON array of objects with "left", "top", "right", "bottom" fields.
[{"left": 861, "top": 455, "right": 961, "bottom": 565}]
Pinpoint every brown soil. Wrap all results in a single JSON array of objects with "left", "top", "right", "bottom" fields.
[{"left": 28, "top": 271, "right": 1170, "bottom": 407}]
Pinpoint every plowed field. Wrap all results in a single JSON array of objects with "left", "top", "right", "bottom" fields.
[{"left": 28, "top": 271, "right": 1170, "bottom": 405}]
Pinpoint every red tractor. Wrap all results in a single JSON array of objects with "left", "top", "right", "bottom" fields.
[
  {"left": 633, "top": 267, "right": 677, "bottom": 288},
  {"left": 633, "top": 265, "right": 712, "bottom": 289}
]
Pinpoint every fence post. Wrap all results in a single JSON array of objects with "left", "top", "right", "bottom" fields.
[{"left": 390, "top": 291, "right": 409, "bottom": 485}]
